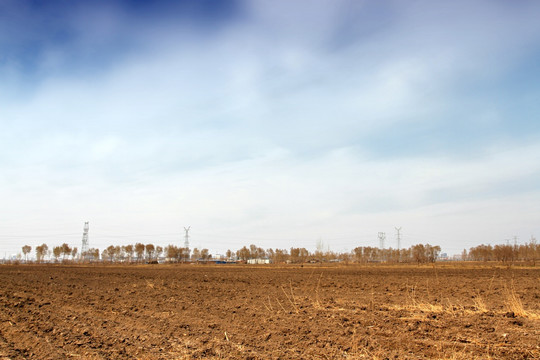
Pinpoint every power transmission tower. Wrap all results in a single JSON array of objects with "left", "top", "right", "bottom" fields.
[
  {"left": 81, "top": 221, "right": 89, "bottom": 257},
  {"left": 395, "top": 227, "right": 402, "bottom": 251},
  {"left": 378, "top": 232, "right": 386, "bottom": 249},
  {"left": 395, "top": 227, "right": 402, "bottom": 261},
  {"left": 184, "top": 226, "right": 191, "bottom": 249}
]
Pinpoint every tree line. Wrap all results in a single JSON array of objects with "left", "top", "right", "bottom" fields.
[
  {"left": 17, "top": 242, "right": 443, "bottom": 264},
  {"left": 14, "top": 238, "right": 539, "bottom": 265},
  {"left": 464, "top": 239, "right": 539, "bottom": 265}
]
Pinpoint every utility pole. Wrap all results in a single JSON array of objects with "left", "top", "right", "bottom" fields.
[
  {"left": 184, "top": 226, "right": 191, "bottom": 249},
  {"left": 81, "top": 221, "right": 89, "bottom": 258}
]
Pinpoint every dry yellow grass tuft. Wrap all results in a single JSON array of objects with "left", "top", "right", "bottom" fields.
[{"left": 504, "top": 285, "right": 540, "bottom": 320}]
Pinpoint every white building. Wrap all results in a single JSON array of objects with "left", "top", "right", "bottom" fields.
[{"left": 247, "top": 258, "right": 271, "bottom": 264}]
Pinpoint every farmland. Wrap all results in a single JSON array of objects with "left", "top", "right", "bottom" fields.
[{"left": 0, "top": 264, "right": 539, "bottom": 359}]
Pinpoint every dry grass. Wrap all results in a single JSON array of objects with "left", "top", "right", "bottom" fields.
[
  {"left": 259, "top": 270, "right": 539, "bottom": 360},
  {"left": 504, "top": 284, "right": 540, "bottom": 319},
  {"left": 280, "top": 280, "right": 300, "bottom": 313},
  {"left": 471, "top": 293, "right": 488, "bottom": 313},
  {"left": 386, "top": 278, "right": 540, "bottom": 320}
]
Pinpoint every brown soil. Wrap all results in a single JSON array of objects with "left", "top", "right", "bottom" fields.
[{"left": 0, "top": 264, "right": 539, "bottom": 359}]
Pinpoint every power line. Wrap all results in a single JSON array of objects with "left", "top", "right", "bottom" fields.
[{"left": 0, "top": 233, "right": 79, "bottom": 238}]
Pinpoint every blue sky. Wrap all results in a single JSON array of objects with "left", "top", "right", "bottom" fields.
[{"left": 1, "top": 0, "right": 540, "bottom": 258}]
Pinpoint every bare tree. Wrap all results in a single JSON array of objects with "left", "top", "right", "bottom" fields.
[
  {"left": 412, "top": 244, "right": 426, "bottom": 264},
  {"left": 266, "top": 248, "right": 275, "bottom": 262},
  {"left": 290, "top": 248, "right": 309, "bottom": 263},
  {"left": 106, "top": 245, "right": 117, "bottom": 262},
  {"left": 426, "top": 245, "right": 441, "bottom": 263},
  {"left": 165, "top": 245, "right": 178, "bottom": 262},
  {"left": 53, "top": 246, "right": 62, "bottom": 262},
  {"left": 200, "top": 248, "right": 210, "bottom": 261},
  {"left": 273, "top": 249, "right": 289, "bottom": 263},
  {"left": 22, "top": 245, "right": 31, "bottom": 262},
  {"left": 236, "top": 246, "right": 250, "bottom": 261},
  {"left": 249, "top": 244, "right": 258, "bottom": 259},
  {"left": 191, "top": 248, "right": 201, "bottom": 261},
  {"left": 35, "top": 244, "right": 49, "bottom": 262},
  {"left": 114, "top": 246, "right": 123, "bottom": 261},
  {"left": 145, "top": 244, "right": 155, "bottom": 261},
  {"left": 88, "top": 248, "right": 100, "bottom": 261},
  {"left": 123, "top": 244, "right": 134, "bottom": 262},
  {"left": 101, "top": 248, "right": 109, "bottom": 262},
  {"left": 61, "top": 243, "right": 72, "bottom": 260},
  {"left": 135, "top": 243, "right": 145, "bottom": 262}
]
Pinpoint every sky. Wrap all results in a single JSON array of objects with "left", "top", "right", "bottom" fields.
[{"left": 1, "top": 0, "right": 540, "bottom": 258}]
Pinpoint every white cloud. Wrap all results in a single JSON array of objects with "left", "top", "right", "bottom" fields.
[{"left": 1, "top": 0, "right": 540, "bottom": 256}]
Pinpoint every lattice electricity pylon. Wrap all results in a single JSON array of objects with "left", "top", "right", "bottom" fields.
[
  {"left": 378, "top": 232, "right": 386, "bottom": 249},
  {"left": 184, "top": 226, "right": 190, "bottom": 249},
  {"left": 81, "top": 221, "right": 89, "bottom": 255}
]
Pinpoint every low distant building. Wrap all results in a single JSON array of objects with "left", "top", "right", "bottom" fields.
[{"left": 247, "top": 258, "right": 271, "bottom": 264}]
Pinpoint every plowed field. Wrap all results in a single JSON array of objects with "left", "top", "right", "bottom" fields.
[{"left": 1, "top": 264, "right": 539, "bottom": 359}]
